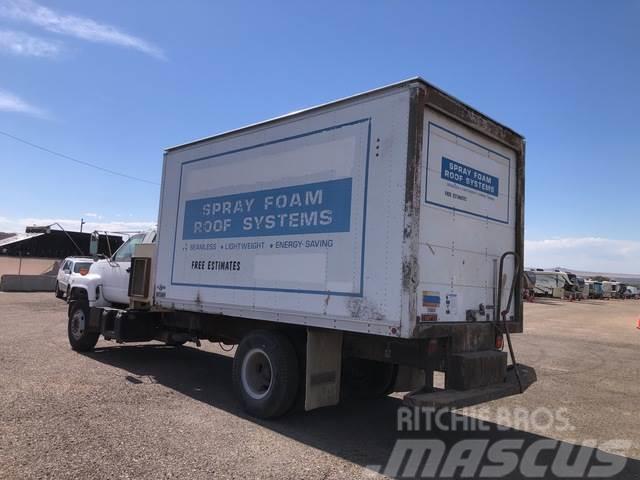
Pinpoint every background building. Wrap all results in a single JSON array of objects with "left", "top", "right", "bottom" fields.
[{"left": 0, "top": 230, "right": 124, "bottom": 277}]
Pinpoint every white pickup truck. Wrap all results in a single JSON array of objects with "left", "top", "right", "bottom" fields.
[{"left": 67, "top": 230, "right": 157, "bottom": 309}]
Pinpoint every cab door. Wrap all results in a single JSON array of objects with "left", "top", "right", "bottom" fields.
[
  {"left": 58, "top": 260, "right": 71, "bottom": 290},
  {"left": 102, "top": 234, "right": 145, "bottom": 304}
]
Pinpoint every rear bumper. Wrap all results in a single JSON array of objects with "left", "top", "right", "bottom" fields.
[{"left": 403, "top": 364, "right": 536, "bottom": 409}]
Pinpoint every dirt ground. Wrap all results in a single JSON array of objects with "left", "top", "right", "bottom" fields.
[{"left": 0, "top": 293, "right": 638, "bottom": 479}]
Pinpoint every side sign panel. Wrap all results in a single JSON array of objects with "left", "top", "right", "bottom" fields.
[
  {"left": 425, "top": 122, "right": 510, "bottom": 224},
  {"left": 182, "top": 178, "right": 352, "bottom": 240},
  {"left": 171, "top": 119, "right": 371, "bottom": 296}
]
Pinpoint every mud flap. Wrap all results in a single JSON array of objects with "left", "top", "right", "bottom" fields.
[{"left": 305, "top": 328, "right": 343, "bottom": 411}]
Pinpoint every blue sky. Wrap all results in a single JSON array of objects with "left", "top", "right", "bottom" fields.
[{"left": 0, "top": 0, "right": 638, "bottom": 272}]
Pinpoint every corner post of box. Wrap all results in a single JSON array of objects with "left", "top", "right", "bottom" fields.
[
  {"left": 402, "top": 84, "right": 427, "bottom": 337},
  {"left": 513, "top": 137, "right": 526, "bottom": 333}
]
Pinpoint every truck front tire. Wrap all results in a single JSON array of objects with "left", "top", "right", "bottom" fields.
[
  {"left": 68, "top": 301, "right": 99, "bottom": 352},
  {"left": 232, "top": 330, "right": 299, "bottom": 419}
]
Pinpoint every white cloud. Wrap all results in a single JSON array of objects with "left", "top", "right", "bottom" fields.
[
  {"left": 0, "top": 29, "right": 60, "bottom": 57},
  {"left": 0, "top": 216, "right": 155, "bottom": 235},
  {"left": 0, "top": 88, "right": 46, "bottom": 117},
  {"left": 0, "top": 0, "right": 165, "bottom": 59},
  {"left": 525, "top": 237, "right": 640, "bottom": 275}
]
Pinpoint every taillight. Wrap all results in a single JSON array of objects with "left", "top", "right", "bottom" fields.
[{"left": 495, "top": 333, "right": 504, "bottom": 350}]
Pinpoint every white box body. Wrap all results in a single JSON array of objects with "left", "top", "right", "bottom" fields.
[{"left": 154, "top": 79, "right": 524, "bottom": 339}]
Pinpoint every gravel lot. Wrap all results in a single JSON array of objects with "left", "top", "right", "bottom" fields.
[{"left": 1, "top": 292, "right": 638, "bottom": 479}]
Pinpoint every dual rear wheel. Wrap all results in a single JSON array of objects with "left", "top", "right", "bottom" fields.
[
  {"left": 232, "top": 330, "right": 299, "bottom": 419},
  {"left": 232, "top": 332, "right": 396, "bottom": 418}
]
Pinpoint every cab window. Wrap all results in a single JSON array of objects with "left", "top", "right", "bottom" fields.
[{"left": 113, "top": 234, "right": 145, "bottom": 263}]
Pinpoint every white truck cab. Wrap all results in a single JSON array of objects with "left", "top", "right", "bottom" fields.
[{"left": 68, "top": 230, "right": 156, "bottom": 307}]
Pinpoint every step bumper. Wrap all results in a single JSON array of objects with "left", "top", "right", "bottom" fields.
[{"left": 403, "top": 364, "right": 537, "bottom": 409}]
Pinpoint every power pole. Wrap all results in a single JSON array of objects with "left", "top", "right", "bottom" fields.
[{"left": 80, "top": 218, "right": 86, "bottom": 233}]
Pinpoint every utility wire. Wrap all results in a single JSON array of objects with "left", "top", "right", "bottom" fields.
[{"left": 0, "top": 129, "right": 160, "bottom": 186}]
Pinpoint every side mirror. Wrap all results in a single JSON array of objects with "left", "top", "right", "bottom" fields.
[{"left": 89, "top": 232, "right": 99, "bottom": 256}]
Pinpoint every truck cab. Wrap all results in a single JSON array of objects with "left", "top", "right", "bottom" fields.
[{"left": 68, "top": 230, "right": 156, "bottom": 307}]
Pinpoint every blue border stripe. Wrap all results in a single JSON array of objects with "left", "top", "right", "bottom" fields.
[
  {"left": 182, "top": 118, "right": 372, "bottom": 165},
  {"left": 424, "top": 122, "right": 511, "bottom": 225},
  {"left": 170, "top": 164, "right": 184, "bottom": 287},
  {"left": 170, "top": 118, "right": 372, "bottom": 297},
  {"left": 171, "top": 282, "right": 359, "bottom": 297},
  {"left": 359, "top": 120, "right": 372, "bottom": 297}
]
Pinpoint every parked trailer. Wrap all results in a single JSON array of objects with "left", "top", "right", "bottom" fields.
[
  {"left": 601, "top": 281, "right": 614, "bottom": 299},
  {"left": 575, "top": 276, "right": 589, "bottom": 300},
  {"left": 624, "top": 286, "right": 639, "bottom": 299},
  {"left": 614, "top": 282, "right": 628, "bottom": 299},
  {"left": 531, "top": 270, "right": 574, "bottom": 298},
  {"left": 585, "top": 280, "right": 604, "bottom": 299},
  {"left": 563, "top": 271, "right": 580, "bottom": 300},
  {"left": 67, "top": 78, "right": 535, "bottom": 418},
  {"left": 609, "top": 281, "right": 622, "bottom": 299},
  {"left": 561, "top": 272, "right": 587, "bottom": 300},
  {"left": 522, "top": 271, "right": 536, "bottom": 301}
]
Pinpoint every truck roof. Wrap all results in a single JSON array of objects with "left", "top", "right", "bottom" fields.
[{"left": 165, "top": 77, "right": 525, "bottom": 153}]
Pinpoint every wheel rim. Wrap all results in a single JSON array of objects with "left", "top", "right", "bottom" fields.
[
  {"left": 70, "top": 309, "right": 86, "bottom": 340},
  {"left": 241, "top": 348, "right": 273, "bottom": 400}
]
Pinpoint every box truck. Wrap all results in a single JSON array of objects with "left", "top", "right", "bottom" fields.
[{"left": 67, "top": 78, "right": 535, "bottom": 418}]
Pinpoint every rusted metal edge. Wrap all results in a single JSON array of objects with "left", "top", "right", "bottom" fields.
[{"left": 402, "top": 85, "right": 427, "bottom": 335}]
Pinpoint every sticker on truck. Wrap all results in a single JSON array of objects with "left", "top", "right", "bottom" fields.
[
  {"left": 425, "top": 122, "right": 511, "bottom": 224},
  {"left": 422, "top": 290, "right": 440, "bottom": 308}
]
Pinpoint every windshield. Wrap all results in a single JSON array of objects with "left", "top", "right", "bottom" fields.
[{"left": 112, "top": 233, "right": 145, "bottom": 263}]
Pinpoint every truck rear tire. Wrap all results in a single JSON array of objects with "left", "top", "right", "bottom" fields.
[
  {"left": 232, "top": 330, "right": 299, "bottom": 419},
  {"left": 68, "top": 301, "right": 99, "bottom": 352}
]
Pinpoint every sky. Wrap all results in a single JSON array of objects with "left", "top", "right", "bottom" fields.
[{"left": 0, "top": 0, "right": 639, "bottom": 272}]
